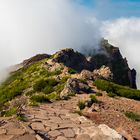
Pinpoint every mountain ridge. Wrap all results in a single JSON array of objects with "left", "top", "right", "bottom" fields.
[{"left": 0, "top": 40, "right": 140, "bottom": 140}]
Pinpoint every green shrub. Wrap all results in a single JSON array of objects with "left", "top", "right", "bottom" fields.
[
  {"left": 31, "top": 95, "right": 50, "bottom": 103},
  {"left": 25, "top": 90, "right": 35, "bottom": 96},
  {"left": 33, "top": 78, "right": 58, "bottom": 94},
  {"left": 60, "top": 76, "right": 69, "bottom": 84},
  {"left": 54, "top": 84, "right": 65, "bottom": 93},
  {"left": 39, "top": 68, "right": 61, "bottom": 77},
  {"left": 0, "top": 80, "right": 28, "bottom": 104},
  {"left": 125, "top": 111, "right": 140, "bottom": 122},
  {"left": 33, "top": 79, "right": 46, "bottom": 92},
  {"left": 47, "top": 93, "right": 60, "bottom": 101},
  {"left": 94, "top": 80, "right": 140, "bottom": 100},
  {"left": 94, "top": 80, "right": 114, "bottom": 93},
  {"left": 4, "top": 107, "right": 17, "bottom": 117},
  {"left": 29, "top": 101, "right": 39, "bottom": 106},
  {"left": 96, "top": 92, "right": 103, "bottom": 96},
  {"left": 78, "top": 101, "right": 85, "bottom": 110},
  {"left": 17, "top": 115, "right": 28, "bottom": 122},
  {"left": 89, "top": 95, "right": 98, "bottom": 103},
  {"left": 46, "top": 78, "right": 58, "bottom": 86},
  {"left": 107, "top": 92, "right": 117, "bottom": 98},
  {"left": 68, "top": 68, "right": 77, "bottom": 74},
  {"left": 68, "top": 92, "right": 75, "bottom": 97},
  {"left": 43, "top": 86, "right": 54, "bottom": 94}
]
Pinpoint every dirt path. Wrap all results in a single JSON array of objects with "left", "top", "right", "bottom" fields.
[{"left": 0, "top": 95, "right": 124, "bottom": 140}]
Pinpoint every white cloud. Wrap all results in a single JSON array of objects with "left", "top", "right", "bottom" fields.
[{"left": 0, "top": 0, "right": 101, "bottom": 69}]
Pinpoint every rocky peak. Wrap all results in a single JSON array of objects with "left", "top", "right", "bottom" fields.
[
  {"left": 90, "top": 39, "right": 137, "bottom": 88},
  {"left": 50, "top": 43, "right": 136, "bottom": 88},
  {"left": 52, "top": 48, "right": 91, "bottom": 71}
]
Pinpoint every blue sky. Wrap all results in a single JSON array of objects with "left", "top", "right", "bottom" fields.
[{"left": 79, "top": 0, "right": 140, "bottom": 19}]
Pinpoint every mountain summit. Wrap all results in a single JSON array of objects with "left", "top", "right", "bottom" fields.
[{"left": 20, "top": 39, "right": 137, "bottom": 89}]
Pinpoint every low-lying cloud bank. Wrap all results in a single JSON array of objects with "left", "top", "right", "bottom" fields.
[
  {"left": 0, "top": 0, "right": 101, "bottom": 70},
  {"left": 0, "top": 0, "right": 140, "bottom": 88}
]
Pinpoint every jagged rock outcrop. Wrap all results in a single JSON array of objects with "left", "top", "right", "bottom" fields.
[
  {"left": 50, "top": 43, "right": 137, "bottom": 88},
  {"left": 52, "top": 48, "right": 92, "bottom": 71},
  {"left": 90, "top": 39, "right": 137, "bottom": 88},
  {"left": 128, "top": 69, "right": 137, "bottom": 89}
]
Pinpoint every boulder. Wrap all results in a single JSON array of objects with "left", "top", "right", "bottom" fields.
[
  {"left": 76, "top": 134, "right": 91, "bottom": 140},
  {"left": 93, "top": 65, "right": 113, "bottom": 81},
  {"left": 98, "top": 124, "right": 124, "bottom": 140},
  {"left": 30, "top": 123, "right": 45, "bottom": 131},
  {"left": 80, "top": 70, "right": 94, "bottom": 80},
  {"left": 60, "top": 78, "right": 91, "bottom": 98}
]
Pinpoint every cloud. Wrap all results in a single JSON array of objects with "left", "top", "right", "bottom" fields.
[
  {"left": 0, "top": 0, "right": 101, "bottom": 70},
  {"left": 101, "top": 17, "right": 140, "bottom": 88}
]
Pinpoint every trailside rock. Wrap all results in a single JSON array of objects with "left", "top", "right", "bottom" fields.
[
  {"left": 93, "top": 65, "right": 113, "bottom": 81},
  {"left": 76, "top": 134, "right": 91, "bottom": 140},
  {"left": 56, "top": 136, "right": 68, "bottom": 140},
  {"left": 60, "top": 78, "right": 91, "bottom": 98},
  {"left": 30, "top": 123, "right": 45, "bottom": 131},
  {"left": 80, "top": 70, "right": 94, "bottom": 80},
  {"left": 98, "top": 124, "right": 124, "bottom": 140}
]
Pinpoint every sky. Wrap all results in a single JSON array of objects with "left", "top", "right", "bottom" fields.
[
  {"left": 81, "top": 0, "right": 140, "bottom": 19},
  {"left": 0, "top": 0, "right": 140, "bottom": 88}
]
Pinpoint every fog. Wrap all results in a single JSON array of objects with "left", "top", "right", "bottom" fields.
[
  {"left": 0, "top": 0, "right": 140, "bottom": 88},
  {"left": 0, "top": 0, "right": 101, "bottom": 70}
]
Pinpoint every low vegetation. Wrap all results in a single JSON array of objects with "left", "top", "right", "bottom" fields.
[
  {"left": 89, "top": 95, "right": 98, "bottom": 103},
  {"left": 0, "top": 58, "right": 67, "bottom": 117},
  {"left": 31, "top": 94, "right": 50, "bottom": 103},
  {"left": 68, "top": 68, "right": 77, "bottom": 74},
  {"left": 94, "top": 80, "right": 140, "bottom": 100},
  {"left": 78, "top": 95, "right": 100, "bottom": 110},
  {"left": 17, "top": 115, "right": 28, "bottom": 122},
  {"left": 125, "top": 111, "right": 140, "bottom": 122},
  {"left": 95, "top": 92, "right": 103, "bottom": 96},
  {"left": 78, "top": 101, "right": 86, "bottom": 110},
  {"left": 47, "top": 93, "right": 60, "bottom": 101},
  {"left": 107, "top": 92, "right": 117, "bottom": 98},
  {"left": 3, "top": 107, "right": 17, "bottom": 117}
]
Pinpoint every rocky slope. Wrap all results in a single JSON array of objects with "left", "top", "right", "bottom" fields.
[{"left": 0, "top": 40, "right": 140, "bottom": 140}]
